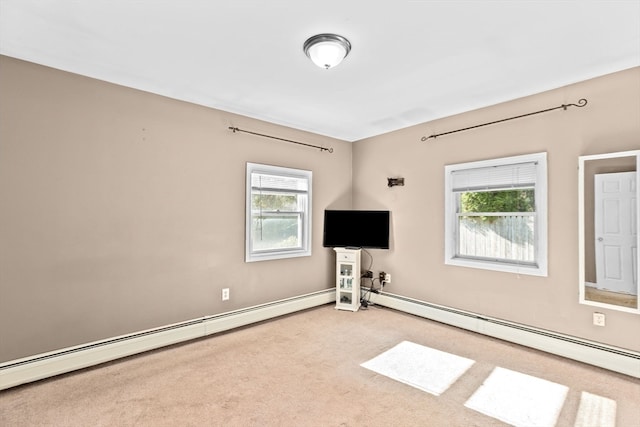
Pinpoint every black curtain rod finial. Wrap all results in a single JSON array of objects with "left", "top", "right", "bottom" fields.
[{"left": 562, "top": 98, "right": 588, "bottom": 110}]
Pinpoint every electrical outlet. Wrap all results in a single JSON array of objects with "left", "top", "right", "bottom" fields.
[
  {"left": 222, "top": 288, "right": 230, "bottom": 301},
  {"left": 593, "top": 312, "right": 605, "bottom": 327},
  {"left": 384, "top": 273, "right": 391, "bottom": 284}
]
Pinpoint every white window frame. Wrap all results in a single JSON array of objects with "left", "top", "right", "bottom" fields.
[
  {"left": 246, "top": 162, "right": 312, "bottom": 262},
  {"left": 444, "top": 152, "right": 548, "bottom": 276}
]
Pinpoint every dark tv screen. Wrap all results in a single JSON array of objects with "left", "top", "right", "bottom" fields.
[{"left": 323, "top": 210, "right": 390, "bottom": 249}]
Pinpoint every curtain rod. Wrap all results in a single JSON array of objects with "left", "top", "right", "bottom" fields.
[
  {"left": 229, "top": 127, "right": 333, "bottom": 153},
  {"left": 420, "top": 98, "right": 588, "bottom": 141}
]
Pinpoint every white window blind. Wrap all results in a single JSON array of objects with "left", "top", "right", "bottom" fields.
[
  {"left": 451, "top": 161, "right": 537, "bottom": 192},
  {"left": 251, "top": 172, "right": 309, "bottom": 193}
]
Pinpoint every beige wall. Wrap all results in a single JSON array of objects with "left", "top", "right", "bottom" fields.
[
  {"left": 0, "top": 56, "right": 352, "bottom": 362},
  {"left": 353, "top": 67, "right": 640, "bottom": 352},
  {"left": 2, "top": 55, "right": 639, "bottom": 364}
]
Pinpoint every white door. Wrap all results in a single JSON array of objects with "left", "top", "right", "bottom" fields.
[{"left": 594, "top": 171, "right": 637, "bottom": 295}]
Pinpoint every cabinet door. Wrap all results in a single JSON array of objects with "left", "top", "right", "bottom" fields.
[
  {"left": 339, "top": 263, "right": 353, "bottom": 289},
  {"left": 338, "top": 291, "right": 353, "bottom": 305}
]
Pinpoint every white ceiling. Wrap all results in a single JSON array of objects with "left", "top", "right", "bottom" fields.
[{"left": 1, "top": 1, "right": 639, "bottom": 142}]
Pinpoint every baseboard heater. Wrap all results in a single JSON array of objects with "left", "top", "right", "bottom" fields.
[
  {"left": 371, "top": 291, "right": 640, "bottom": 378},
  {"left": 0, "top": 289, "right": 336, "bottom": 391},
  {"left": 2, "top": 288, "right": 638, "bottom": 390}
]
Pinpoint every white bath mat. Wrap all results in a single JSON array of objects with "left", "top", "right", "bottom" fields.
[
  {"left": 464, "top": 367, "right": 569, "bottom": 427},
  {"left": 574, "top": 391, "right": 617, "bottom": 427},
  {"left": 360, "top": 340, "right": 475, "bottom": 396}
]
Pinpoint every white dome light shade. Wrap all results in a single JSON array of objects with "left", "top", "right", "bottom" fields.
[{"left": 303, "top": 34, "right": 351, "bottom": 69}]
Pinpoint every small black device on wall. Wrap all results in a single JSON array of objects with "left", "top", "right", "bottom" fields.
[{"left": 387, "top": 177, "right": 404, "bottom": 187}]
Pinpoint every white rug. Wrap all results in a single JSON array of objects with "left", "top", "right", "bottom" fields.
[
  {"left": 574, "top": 391, "right": 617, "bottom": 427},
  {"left": 360, "top": 340, "right": 475, "bottom": 396},
  {"left": 464, "top": 367, "right": 569, "bottom": 427}
]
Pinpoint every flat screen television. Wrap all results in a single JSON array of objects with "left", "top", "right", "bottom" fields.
[{"left": 323, "top": 210, "right": 390, "bottom": 249}]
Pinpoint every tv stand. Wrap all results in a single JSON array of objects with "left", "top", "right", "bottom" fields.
[{"left": 334, "top": 248, "right": 361, "bottom": 312}]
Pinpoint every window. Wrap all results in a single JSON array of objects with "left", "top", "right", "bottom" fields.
[
  {"left": 444, "top": 152, "right": 547, "bottom": 276},
  {"left": 246, "top": 162, "right": 312, "bottom": 262}
]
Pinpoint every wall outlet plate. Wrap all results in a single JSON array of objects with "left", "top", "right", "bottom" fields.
[
  {"left": 222, "top": 288, "right": 230, "bottom": 301},
  {"left": 384, "top": 273, "right": 391, "bottom": 284},
  {"left": 593, "top": 312, "right": 605, "bottom": 326}
]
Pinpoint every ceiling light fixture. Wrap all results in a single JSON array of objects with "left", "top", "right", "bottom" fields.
[{"left": 303, "top": 33, "right": 351, "bottom": 69}]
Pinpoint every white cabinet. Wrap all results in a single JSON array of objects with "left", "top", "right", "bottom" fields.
[{"left": 334, "top": 248, "right": 361, "bottom": 311}]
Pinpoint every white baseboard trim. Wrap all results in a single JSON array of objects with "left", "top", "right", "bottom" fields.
[
  {"left": 0, "top": 289, "right": 335, "bottom": 391},
  {"left": 3, "top": 287, "right": 638, "bottom": 391},
  {"left": 371, "top": 291, "right": 640, "bottom": 378}
]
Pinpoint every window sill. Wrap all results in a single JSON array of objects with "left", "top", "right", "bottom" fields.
[
  {"left": 446, "top": 257, "right": 547, "bottom": 277},
  {"left": 246, "top": 249, "right": 311, "bottom": 263}
]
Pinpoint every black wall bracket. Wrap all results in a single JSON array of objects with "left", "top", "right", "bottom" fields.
[{"left": 388, "top": 177, "right": 405, "bottom": 187}]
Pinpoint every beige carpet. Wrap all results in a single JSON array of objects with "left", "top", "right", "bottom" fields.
[{"left": 1, "top": 305, "right": 639, "bottom": 426}]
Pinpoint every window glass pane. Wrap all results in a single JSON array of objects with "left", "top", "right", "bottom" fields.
[
  {"left": 252, "top": 193, "right": 299, "bottom": 211},
  {"left": 460, "top": 189, "right": 535, "bottom": 213},
  {"left": 251, "top": 214, "right": 301, "bottom": 250},
  {"left": 457, "top": 215, "right": 535, "bottom": 263}
]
